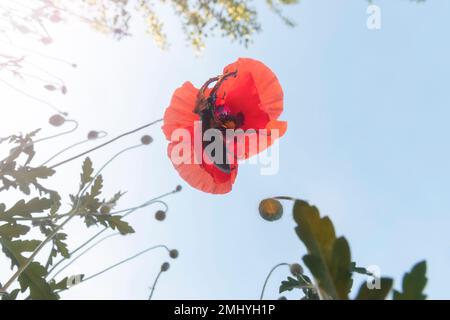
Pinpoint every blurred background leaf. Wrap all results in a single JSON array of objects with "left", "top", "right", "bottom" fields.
[
  {"left": 393, "top": 261, "right": 427, "bottom": 300},
  {"left": 355, "top": 278, "right": 393, "bottom": 300},
  {"left": 293, "top": 200, "right": 352, "bottom": 299}
]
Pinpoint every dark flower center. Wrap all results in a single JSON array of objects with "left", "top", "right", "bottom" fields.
[{"left": 214, "top": 105, "right": 244, "bottom": 130}]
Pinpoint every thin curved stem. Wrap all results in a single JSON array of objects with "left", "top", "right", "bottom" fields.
[
  {"left": 56, "top": 245, "right": 170, "bottom": 294},
  {"left": 0, "top": 120, "right": 78, "bottom": 167},
  {"left": 0, "top": 77, "right": 68, "bottom": 115},
  {"left": 40, "top": 139, "right": 88, "bottom": 167},
  {"left": 50, "top": 233, "right": 121, "bottom": 280},
  {"left": 0, "top": 39, "right": 76, "bottom": 67},
  {"left": 46, "top": 189, "right": 179, "bottom": 277},
  {"left": 34, "top": 119, "right": 79, "bottom": 144},
  {"left": 41, "top": 131, "right": 107, "bottom": 167},
  {"left": 49, "top": 118, "right": 163, "bottom": 169},
  {"left": 9, "top": 199, "right": 169, "bottom": 223},
  {"left": 260, "top": 263, "right": 289, "bottom": 300},
  {"left": 148, "top": 270, "right": 163, "bottom": 300},
  {"left": 122, "top": 200, "right": 168, "bottom": 218},
  {"left": 273, "top": 196, "right": 299, "bottom": 202},
  {"left": 0, "top": 144, "right": 143, "bottom": 294},
  {"left": 46, "top": 228, "right": 109, "bottom": 277},
  {"left": 1, "top": 119, "right": 165, "bottom": 293}
]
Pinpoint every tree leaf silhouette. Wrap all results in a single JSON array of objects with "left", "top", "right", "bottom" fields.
[
  {"left": 393, "top": 261, "right": 427, "bottom": 300},
  {"left": 355, "top": 278, "right": 393, "bottom": 300},
  {"left": 293, "top": 200, "right": 352, "bottom": 299}
]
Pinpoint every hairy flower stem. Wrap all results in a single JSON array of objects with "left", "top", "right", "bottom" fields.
[
  {"left": 82, "top": 245, "right": 169, "bottom": 283},
  {"left": 51, "top": 233, "right": 122, "bottom": 280},
  {"left": 46, "top": 190, "right": 177, "bottom": 278},
  {"left": 0, "top": 144, "right": 143, "bottom": 294},
  {"left": 0, "top": 119, "right": 78, "bottom": 166},
  {"left": 49, "top": 118, "right": 163, "bottom": 169},
  {"left": 259, "top": 263, "right": 289, "bottom": 300},
  {"left": 0, "top": 207, "right": 78, "bottom": 294},
  {"left": 148, "top": 270, "right": 163, "bottom": 300},
  {"left": 273, "top": 196, "right": 300, "bottom": 202},
  {"left": 55, "top": 245, "right": 170, "bottom": 295}
]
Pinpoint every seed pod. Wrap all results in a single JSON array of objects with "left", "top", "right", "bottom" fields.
[
  {"left": 49, "top": 114, "right": 65, "bottom": 127},
  {"left": 87, "top": 131, "right": 99, "bottom": 140},
  {"left": 259, "top": 198, "right": 283, "bottom": 221},
  {"left": 290, "top": 263, "right": 304, "bottom": 276},
  {"left": 100, "top": 206, "right": 111, "bottom": 215},
  {"left": 161, "top": 262, "right": 170, "bottom": 272},
  {"left": 169, "top": 249, "right": 179, "bottom": 259},
  {"left": 155, "top": 210, "right": 166, "bottom": 221},
  {"left": 141, "top": 135, "right": 153, "bottom": 145}
]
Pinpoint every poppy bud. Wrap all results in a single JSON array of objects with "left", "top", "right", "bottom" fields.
[
  {"left": 259, "top": 198, "right": 283, "bottom": 221},
  {"left": 100, "top": 206, "right": 111, "bottom": 215},
  {"left": 155, "top": 210, "right": 166, "bottom": 221},
  {"left": 49, "top": 114, "right": 65, "bottom": 127},
  {"left": 169, "top": 249, "right": 179, "bottom": 259},
  {"left": 87, "top": 131, "right": 99, "bottom": 140},
  {"left": 141, "top": 135, "right": 153, "bottom": 145},
  {"left": 161, "top": 262, "right": 170, "bottom": 272},
  {"left": 175, "top": 185, "right": 182, "bottom": 192},
  {"left": 290, "top": 263, "right": 304, "bottom": 276}
]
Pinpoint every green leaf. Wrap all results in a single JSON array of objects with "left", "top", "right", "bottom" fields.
[
  {"left": 103, "top": 191, "right": 125, "bottom": 209},
  {"left": 1, "top": 197, "right": 52, "bottom": 221},
  {"left": 54, "top": 233, "right": 70, "bottom": 259},
  {"left": 1, "top": 288, "right": 20, "bottom": 300},
  {"left": 393, "top": 261, "right": 427, "bottom": 300},
  {"left": 17, "top": 262, "right": 58, "bottom": 300},
  {"left": 0, "top": 239, "right": 58, "bottom": 300},
  {"left": 293, "top": 200, "right": 352, "bottom": 300},
  {"left": 351, "top": 262, "right": 373, "bottom": 276},
  {"left": 80, "top": 175, "right": 103, "bottom": 214},
  {"left": 355, "top": 278, "right": 393, "bottom": 300},
  {"left": 10, "top": 166, "right": 55, "bottom": 195},
  {"left": 84, "top": 215, "right": 97, "bottom": 227},
  {"left": 79, "top": 157, "right": 94, "bottom": 191},
  {"left": 0, "top": 223, "right": 30, "bottom": 239},
  {"left": 279, "top": 276, "right": 309, "bottom": 293},
  {"left": 102, "top": 215, "right": 135, "bottom": 235},
  {"left": 0, "top": 239, "right": 40, "bottom": 268},
  {"left": 49, "top": 191, "right": 62, "bottom": 216},
  {"left": 90, "top": 175, "right": 103, "bottom": 199}
]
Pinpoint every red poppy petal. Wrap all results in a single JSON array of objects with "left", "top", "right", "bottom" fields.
[
  {"left": 222, "top": 71, "right": 270, "bottom": 130},
  {"left": 226, "top": 120, "right": 287, "bottom": 160},
  {"left": 222, "top": 58, "right": 284, "bottom": 120},
  {"left": 162, "top": 82, "right": 200, "bottom": 140},
  {"left": 167, "top": 127, "right": 238, "bottom": 194}
]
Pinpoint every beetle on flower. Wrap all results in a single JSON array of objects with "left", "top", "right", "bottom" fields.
[{"left": 162, "top": 58, "right": 287, "bottom": 194}]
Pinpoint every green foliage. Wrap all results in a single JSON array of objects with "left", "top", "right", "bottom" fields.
[
  {"left": 77, "top": 0, "right": 299, "bottom": 50},
  {"left": 393, "top": 261, "right": 427, "bottom": 300},
  {"left": 0, "top": 198, "right": 53, "bottom": 221},
  {"left": 293, "top": 200, "right": 352, "bottom": 299},
  {"left": 279, "top": 276, "right": 301, "bottom": 293},
  {"left": 0, "top": 132, "right": 134, "bottom": 299},
  {"left": 70, "top": 0, "right": 426, "bottom": 50},
  {"left": 279, "top": 274, "right": 319, "bottom": 300},
  {"left": 355, "top": 278, "right": 393, "bottom": 300},
  {"left": 0, "top": 239, "right": 57, "bottom": 299},
  {"left": 261, "top": 198, "right": 429, "bottom": 300}
]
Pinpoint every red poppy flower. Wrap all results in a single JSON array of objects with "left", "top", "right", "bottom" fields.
[{"left": 162, "top": 58, "right": 287, "bottom": 194}]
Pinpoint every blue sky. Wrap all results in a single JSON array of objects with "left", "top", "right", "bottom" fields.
[{"left": 1, "top": 0, "right": 449, "bottom": 299}]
